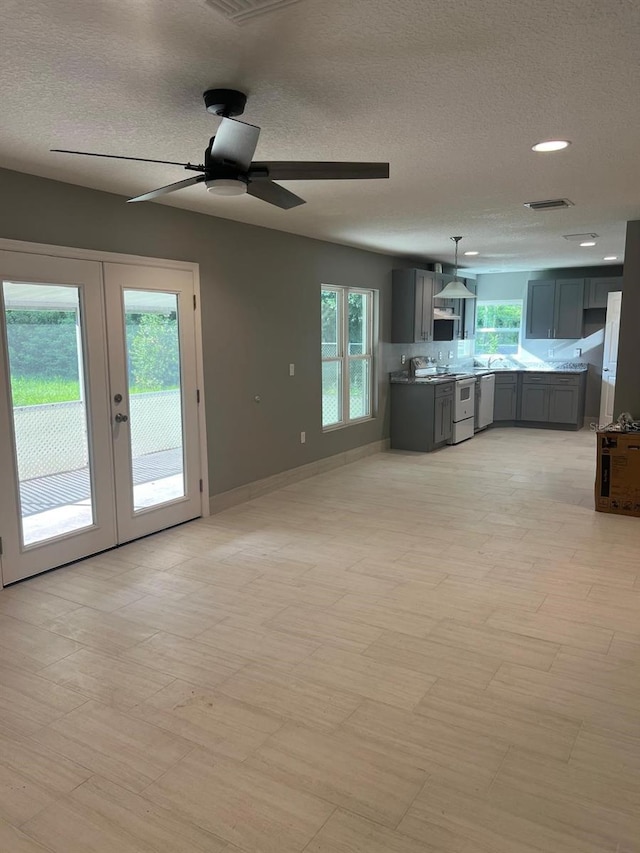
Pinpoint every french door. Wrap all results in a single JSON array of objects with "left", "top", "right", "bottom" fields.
[{"left": 0, "top": 250, "right": 204, "bottom": 584}]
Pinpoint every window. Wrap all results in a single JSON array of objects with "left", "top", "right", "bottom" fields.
[
  {"left": 475, "top": 300, "right": 523, "bottom": 355},
  {"left": 321, "top": 286, "right": 375, "bottom": 428}
]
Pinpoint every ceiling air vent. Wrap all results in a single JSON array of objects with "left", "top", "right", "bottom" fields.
[
  {"left": 523, "top": 198, "right": 574, "bottom": 211},
  {"left": 562, "top": 233, "right": 599, "bottom": 242},
  {"left": 204, "top": 0, "right": 305, "bottom": 24}
]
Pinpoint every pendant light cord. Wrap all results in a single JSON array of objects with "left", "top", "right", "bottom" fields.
[{"left": 450, "top": 236, "right": 463, "bottom": 280}]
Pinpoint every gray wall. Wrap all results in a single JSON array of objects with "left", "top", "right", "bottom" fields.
[
  {"left": 616, "top": 220, "right": 640, "bottom": 416},
  {"left": 0, "top": 167, "right": 423, "bottom": 494},
  {"left": 476, "top": 266, "right": 624, "bottom": 418}
]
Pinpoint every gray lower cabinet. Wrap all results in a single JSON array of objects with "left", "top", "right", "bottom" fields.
[
  {"left": 493, "top": 381, "right": 518, "bottom": 421},
  {"left": 434, "top": 393, "right": 453, "bottom": 444},
  {"left": 548, "top": 386, "right": 580, "bottom": 423},
  {"left": 518, "top": 373, "right": 584, "bottom": 428},
  {"left": 390, "top": 382, "right": 453, "bottom": 451},
  {"left": 520, "top": 384, "right": 549, "bottom": 421}
]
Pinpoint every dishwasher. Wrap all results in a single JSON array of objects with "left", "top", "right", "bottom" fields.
[{"left": 475, "top": 373, "right": 496, "bottom": 431}]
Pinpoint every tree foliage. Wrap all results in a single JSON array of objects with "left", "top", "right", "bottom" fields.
[
  {"left": 128, "top": 313, "right": 180, "bottom": 390},
  {"left": 6, "top": 310, "right": 80, "bottom": 380}
]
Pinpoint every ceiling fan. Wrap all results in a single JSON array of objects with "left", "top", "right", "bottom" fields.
[{"left": 51, "top": 89, "right": 390, "bottom": 210}]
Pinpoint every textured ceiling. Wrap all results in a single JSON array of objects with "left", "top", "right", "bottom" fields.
[{"left": 1, "top": 0, "right": 639, "bottom": 272}]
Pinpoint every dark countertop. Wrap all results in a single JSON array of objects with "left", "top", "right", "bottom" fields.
[{"left": 390, "top": 362, "right": 589, "bottom": 385}]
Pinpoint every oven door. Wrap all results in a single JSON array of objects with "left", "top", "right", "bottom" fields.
[{"left": 454, "top": 378, "right": 476, "bottom": 421}]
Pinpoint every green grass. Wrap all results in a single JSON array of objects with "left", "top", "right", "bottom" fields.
[
  {"left": 11, "top": 377, "right": 179, "bottom": 407},
  {"left": 11, "top": 377, "right": 81, "bottom": 406}
]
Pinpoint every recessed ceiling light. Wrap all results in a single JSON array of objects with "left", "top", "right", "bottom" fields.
[
  {"left": 464, "top": 251, "right": 479, "bottom": 256},
  {"left": 580, "top": 241, "right": 596, "bottom": 247},
  {"left": 532, "top": 140, "right": 571, "bottom": 152},
  {"left": 603, "top": 255, "right": 618, "bottom": 260}
]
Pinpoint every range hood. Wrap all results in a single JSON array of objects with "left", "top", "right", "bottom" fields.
[{"left": 434, "top": 306, "right": 461, "bottom": 320}]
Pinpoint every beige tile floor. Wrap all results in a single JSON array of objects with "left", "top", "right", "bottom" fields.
[{"left": 2, "top": 426, "right": 640, "bottom": 852}]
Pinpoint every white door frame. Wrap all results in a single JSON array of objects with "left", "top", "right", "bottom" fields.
[
  {"left": 0, "top": 237, "right": 209, "bottom": 516},
  {"left": 0, "top": 252, "right": 118, "bottom": 580},
  {"left": 599, "top": 290, "right": 622, "bottom": 428}
]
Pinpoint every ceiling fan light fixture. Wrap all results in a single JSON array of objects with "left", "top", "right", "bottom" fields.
[
  {"left": 435, "top": 236, "right": 477, "bottom": 300},
  {"left": 205, "top": 178, "right": 247, "bottom": 196}
]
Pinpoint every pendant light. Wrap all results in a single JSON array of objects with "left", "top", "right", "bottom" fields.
[{"left": 435, "top": 236, "right": 477, "bottom": 299}]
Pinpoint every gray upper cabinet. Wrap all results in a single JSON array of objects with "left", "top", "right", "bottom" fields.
[
  {"left": 391, "top": 269, "right": 435, "bottom": 343},
  {"left": 525, "top": 280, "right": 555, "bottom": 338},
  {"left": 525, "top": 278, "right": 584, "bottom": 339},
  {"left": 463, "top": 281, "right": 477, "bottom": 339},
  {"left": 584, "top": 276, "right": 622, "bottom": 309},
  {"left": 554, "top": 279, "right": 585, "bottom": 338}
]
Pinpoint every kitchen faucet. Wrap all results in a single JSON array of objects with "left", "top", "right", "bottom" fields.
[{"left": 487, "top": 355, "right": 502, "bottom": 368}]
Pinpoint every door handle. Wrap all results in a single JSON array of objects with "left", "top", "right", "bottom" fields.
[
  {"left": 603, "top": 368, "right": 609, "bottom": 372},
  {"left": 114, "top": 413, "right": 129, "bottom": 423}
]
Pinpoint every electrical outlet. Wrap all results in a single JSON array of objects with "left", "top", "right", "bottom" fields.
[
  {"left": 289, "top": 363, "right": 295, "bottom": 376},
  {"left": 300, "top": 431, "right": 306, "bottom": 444},
  {"left": 574, "top": 347, "right": 582, "bottom": 357},
  {"left": 448, "top": 350, "right": 454, "bottom": 360}
]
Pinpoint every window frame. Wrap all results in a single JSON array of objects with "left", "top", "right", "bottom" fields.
[
  {"left": 321, "top": 285, "right": 377, "bottom": 430},
  {"left": 474, "top": 298, "right": 523, "bottom": 354}
]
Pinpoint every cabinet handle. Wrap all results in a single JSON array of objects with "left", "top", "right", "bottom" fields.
[{"left": 548, "top": 329, "right": 551, "bottom": 338}]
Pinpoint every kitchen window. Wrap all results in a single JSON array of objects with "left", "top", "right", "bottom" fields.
[
  {"left": 321, "top": 286, "right": 376, "bottom": 428},
  {"left": 475, "top": 299, "right": 523, "bottom": 355}
]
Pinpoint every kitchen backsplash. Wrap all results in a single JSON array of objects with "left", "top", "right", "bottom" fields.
[{"left": 383, "top": 339, "right": 475, "bottom": 376}]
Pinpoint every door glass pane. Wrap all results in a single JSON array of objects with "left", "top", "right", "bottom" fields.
[
  {"left": 123, "top": 290, "right": 185, "bottom": 511},
  {"left": 322, "top": 360, "right": 342, "bottom": 427},
  {"left": 321, "top": 289, "right": 340, "bottom": 357},
  {"left": 2, "top": 281, "right": 94, "bottom": 546},
  {"left": 348, "top": 291, "right": 369, "bottom": 355},
  {"left": 349, "top": 358, "right": 370, "bottom": 420}
]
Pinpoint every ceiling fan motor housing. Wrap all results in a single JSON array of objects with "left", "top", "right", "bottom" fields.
[
  {"left": 203, "top": 89, "right": 247, "bottom": 117},
  {"left": 206, "top": 177, "right": 248, "bottom": 196}
]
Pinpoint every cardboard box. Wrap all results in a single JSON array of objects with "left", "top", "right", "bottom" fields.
[{"left": 595, "top": 430, "right": 640, "bottom": 517}]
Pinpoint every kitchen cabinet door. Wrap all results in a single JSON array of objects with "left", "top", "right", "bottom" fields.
[
  {"left": 548, "top": 386, "right": 579, "bottom": 424},
  {"left": 494, "top": 384, "right": 517, "bottom": 420},
  {"left": 525, "top": 280, "right": 555, "bottom": 339},
  {"left": 520, "top": 385, "right": 549, "bottom": 422},
  {"left": 554, "top": 279, "right": 585, "bottom": 339},
  {"left": 391, "top": 269, "right": 434, "bottom": 343},
  {"left": 585, "top": 277, "right": 622, "bottom": 309},
  {"left": 434, "top": 395, "right": 452, "bottom": 444},
  {"left": 463, "top": 282, "right": 477, "bottom": 339}
]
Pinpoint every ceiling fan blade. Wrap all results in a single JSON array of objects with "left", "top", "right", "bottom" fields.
[
  {"left": 127, "top": 174, "right": 206, "bottom": 203},
  {"left": 51, "top": 149, "right": 203, "bottom": 169},
  {"left": 247, "top": 179, "right": 305, "bottom": 210},
  {"left": 249, "top": 162, "right": 390, "bottom": 181},
  {"left": 210, "top": 117, "right": 261, "bottom": 171}
]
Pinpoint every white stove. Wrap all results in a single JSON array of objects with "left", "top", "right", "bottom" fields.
[{"left": 448, "top": 376, "right": 477, "bottom": 444}]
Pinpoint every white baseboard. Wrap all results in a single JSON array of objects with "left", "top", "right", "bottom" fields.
[{"left": 209, "top": 439, "right": 390, "bottom": 514}]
